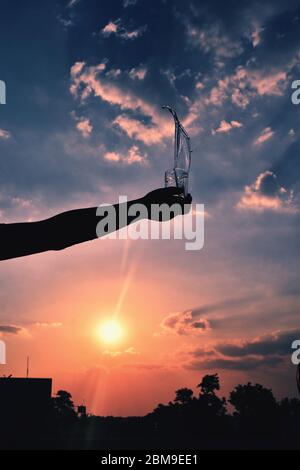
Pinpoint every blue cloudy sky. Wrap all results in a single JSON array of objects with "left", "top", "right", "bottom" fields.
[{"left": 0, "top": 0, "right": 300, "bottom": 415}]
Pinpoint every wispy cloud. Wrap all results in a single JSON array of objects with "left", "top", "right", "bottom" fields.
[
  {"left": 76, "top": 117, "right": 93, "bottom": 138},
  {"left": 0, "top": 128, "right": 11, "bottom": 140},
  {"left": 250, "top": 71, "right": 287, "bottom": 96},
  {"left": 206, "top": 67, "right": 288, "bottom": 109},
  {"left": 102, "top": 346, "right": 140, "bottom": 357},
  {"left": 101, "top": 19, "right": 146, "bottom": 40},
  {"left": 67, "top": 0, "right": 80, "bottom": 8},
  {"left": 251, "top": 23, "right": 264, "bottom": 48},
  {"left": 113, "top": 115, "right": 171, "bottom": 145},
  {"left": 70, "top": 61, "right": 173, "bottom": 145},
  {"left": 104, "top": 145, "right": 147, "bottom": 165},
  {"left": 253, "top": 127, "right": 274, "bottom": 146},
  {"left": 212, "top": 120, "right": 242, "bottom": 134},
  {"left": 186, "top": 21, "right": 244, "bottom": 61},
  {"left": 34, "top": 322, "right": 63, "bottom": 328},
  {"left": 129, "top": 66, "right": 147, "bottom": 80},
  {"left": 123, "top": 0, "right": 138, "bottom": 7},
  {"left": 106, "top": 68, "right": 122, "bottom": 78}
]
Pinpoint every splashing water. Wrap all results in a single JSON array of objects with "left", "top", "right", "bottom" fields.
[{"left": 162, "top": 105, "right": 192, "bottom": 196}]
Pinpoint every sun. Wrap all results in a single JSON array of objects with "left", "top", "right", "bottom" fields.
[{"left": 98, "top": 319, "right": 124, "bottom": 344}]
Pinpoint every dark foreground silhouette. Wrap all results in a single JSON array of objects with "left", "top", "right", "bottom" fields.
[
  {"left": 1, "top": 373, "right": 300, "bottom": 450},
  {"left": 0, "top": 188, "right": 191, "bottom": 261}
]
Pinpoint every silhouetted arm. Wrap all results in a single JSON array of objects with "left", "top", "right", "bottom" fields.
[{"left": 0, "top": 188, "right": 191, "bottom": 261}]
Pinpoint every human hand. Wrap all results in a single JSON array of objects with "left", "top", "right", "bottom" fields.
[{"left": 141, "top": 187, "right": 192, "bottom": 221}]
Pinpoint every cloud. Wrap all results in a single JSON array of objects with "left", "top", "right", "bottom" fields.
[
  {"left": 206, "top": 66, "right": 288, "bottom": 109},
  {"left": 101, "top": 19, "right": 146, "bottom": 40},
  {"left": 250, "top": 71, "right": 287, "bottom": 96},
  {"left": 184, "top": 328, "right": 298, "bottom": 371},
  {"left": 253, "top": 127, "right": 274, "bottom": 146},
  {"left": 125, "top": 346, "right": 139, "bottom": 355},
  {"left": 0, "top": 320, "right": 62, "bottom": 336},
  {"left": 217, "top": 329, "right": 300, "bottom": 357},
  {"left": 0, "top": 195, "right": 35, "bottom": 214},
  {"left": 101, "top": 20, "right": 118, "bottom": 36},
  {"left": 186, "top": 21, "right": 244, "bottom": 61},
  {"left": 160, "top": 310, "right": 210, "bottom": 336},
  {"left": 102, "top": 346, "right": 140, "bottom": 357},
  {"left": 76, "top": 117, "right": 93, "bottom": 138},
  {"left": 104, "top": 145, "right": 147, "bottom": 165},
  {"left": 129, "top": 66, "right": 147, "bottom": 80},
  {"left": 0, "top": 128, "right": 11, "bottom": 140},
  {"left": 188, "top": 295, "right": 263, "bottom": 320},
  {"left": 70, "top": 61, "right": 173, "bottom": 145},
  {"left": 251, "top": 24, "right": 264, "bottom": 47},
  {"left": 71, "top": 111, "right": 93, "bottom": 137},
  {"left": 106, "top": 68, "right": 122, "bottom": 78},
  {"left": 158, "top": 295, "right": 264, "bottom": 337},
  {"left": 123, "top": 0, "right": 137, "bottom": 7},
  {"left": 113, "top": 115, "right": 171, "bottom": 145},
  {"left": 0, "top": 325, "right": 23, "bottom": 335},
  {"left": 237, "top": 170, "right": 295, "bottom": 212},
  {"left": 212, "top": 120, "right": 242, "bottom": 134},
  {"left": 186, "top": 356, "right": 283, "bottom": 371},
  {"left": 70, "top": 61, "right": 85, "bottom": 77},
  {"left": 34, "top": 322, "right": 63, "bottom": 328},
  {"left": 123, "top": 363, "right": 166, "bottom": 370},
  {"left": 196, "top": 81, "right": 205, "bottom": 90},
  {"left": 288, "top": 129, "right": 295, "bottom": 137},
  {"left": 67, "top": 0, "right": 80, "bottom": 7},
  {"left": 58, "top": 16, "right": 73, "bottom": 29}
]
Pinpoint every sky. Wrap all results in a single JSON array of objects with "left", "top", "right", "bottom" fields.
[{"left": 0, "top": 0, "right": 300, "bottom": 416}]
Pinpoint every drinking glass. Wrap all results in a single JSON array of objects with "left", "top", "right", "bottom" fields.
[{"left": 165, "top": 168, "right": 189, "bottom": 196}]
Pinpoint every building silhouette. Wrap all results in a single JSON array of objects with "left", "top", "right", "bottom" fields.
[{"left": 0, "top": 377, "right": 52, "bottom": 448}]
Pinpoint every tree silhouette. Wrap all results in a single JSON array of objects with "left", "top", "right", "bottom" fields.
[
  {"left": 3, "top": 374, "right": 300, "bottom": 449},
  {"left": 229, "top": 382, "right": 276, "bottom": 417},
  {"left": 278, "top": 396, "right": 300, "bottom": 438},
  {"left": 197, "top": 373, "right": 220, "bottom": 395},
  {"left": 195, "top": 374, "right": 227, "bottom": 426},
  {"left": 174, "top": 388, "right": 193, "bottom": 405},
  {"left": 52, "top": 390, "right": 77, "bottom": 420},
  {"left": 229, "top": 382, "right": 278, "bottom": 434}
]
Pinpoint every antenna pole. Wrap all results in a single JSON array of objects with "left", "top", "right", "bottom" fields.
[{"left": 26, "top": 356, "right": 29, "bottom": 378}]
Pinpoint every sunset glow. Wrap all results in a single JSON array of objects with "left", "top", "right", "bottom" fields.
[{"left": 98, "top": 320, "right": 124, "bottom": 344}]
